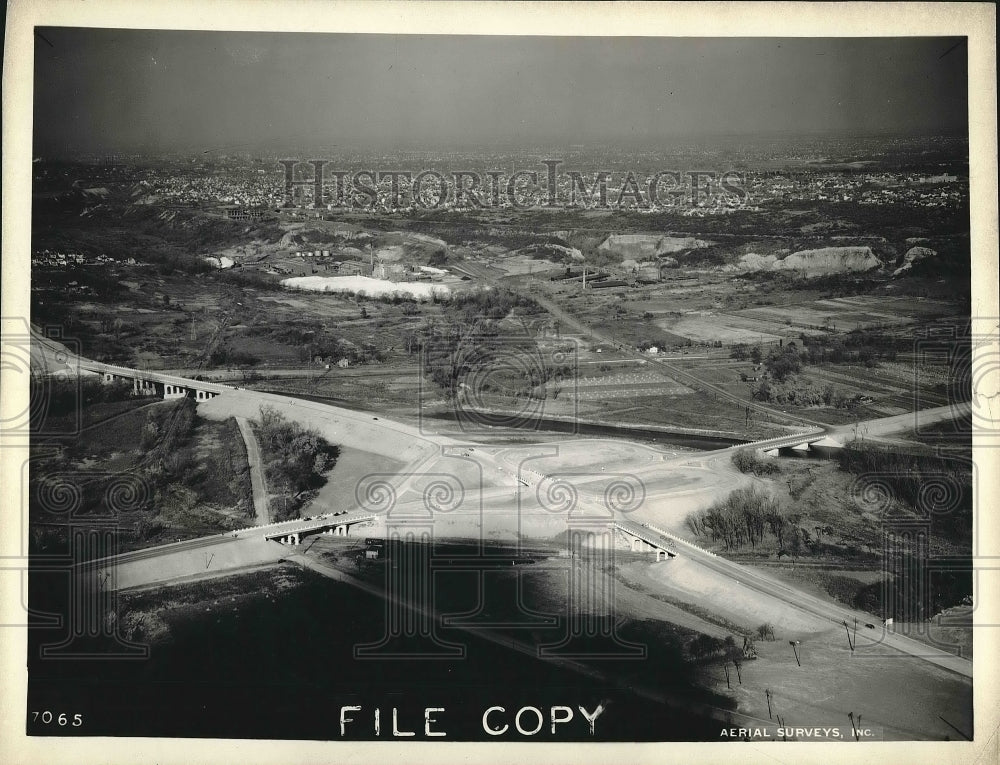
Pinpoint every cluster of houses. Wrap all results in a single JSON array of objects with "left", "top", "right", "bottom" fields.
[
  {"left": 32, "top": 250, "right": 137, "bottom": 268},
  {"left": 137, "top": 170, "right": 282, "bottom": 209},
  {"left": 224, "top": 207, "right": 266, "bottom": 221},
  {"left": 745, "top": 170, "right": 966, "bottom": 209}
]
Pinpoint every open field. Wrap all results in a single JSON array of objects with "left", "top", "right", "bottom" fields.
[{"left": 660, "top": 294, "right": 961, "bottom": 344}]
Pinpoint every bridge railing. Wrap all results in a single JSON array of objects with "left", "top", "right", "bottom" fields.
[
  {"left": 736, "top": 429, "right": 825, "bottom": 451},
  {"left": 246, "top": 513, "right": 377, "bottom": 537},
  {"left": 83, "top": 359, "right": 234, "bottom": 395},
  {"left": 611, "top": 520, "right": 678, "bottom": 551},
  {"left": 641, "top": 522, "right": 718, "bottom": 558}
]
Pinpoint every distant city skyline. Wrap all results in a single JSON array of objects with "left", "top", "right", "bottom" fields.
[{"left": 33, "top": 30, "right": 969, "bottom": 155}]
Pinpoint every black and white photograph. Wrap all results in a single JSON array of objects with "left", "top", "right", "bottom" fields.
[{"left": 2, "top": 2, "right": 998, "bottom": 763}]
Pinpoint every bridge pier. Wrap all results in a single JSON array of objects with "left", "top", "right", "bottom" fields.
[
  {"left": 263, "top": 514, "right": 375, "bottom": 546},
  {"left": 100, "top": 368, "right": 220, "bottom": 400},
  {"left": 164, "top": 383, "right": 188, "bottom": 399},
  {"left": 616, "top": 525, "right": 674, "bottom": 561},
  {"left": 132, "top": 378, "right": 157, "bottom": 396}
]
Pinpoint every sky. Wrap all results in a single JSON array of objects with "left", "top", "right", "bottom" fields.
[{"left": 32, "top": 30, "right": 969, "bottom": 155}]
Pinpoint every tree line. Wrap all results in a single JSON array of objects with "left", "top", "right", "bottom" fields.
[
  {"left": 684, "top": 485, "right": 803, "bottom": 553},
  {"left": 254, "top": 406, "right": 340, "bottom": 521}
]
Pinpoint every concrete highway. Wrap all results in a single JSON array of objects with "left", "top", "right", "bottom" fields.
[
  {"left": 627, "top": 520, "right": 972, "bottom": 678},
  {"left": 35, "top": 330, "right": 973, "bottom": 680}
]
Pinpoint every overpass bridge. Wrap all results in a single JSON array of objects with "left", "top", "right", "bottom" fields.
[
  {"left": 611, "top": 518, "right": 678, "bottom": 561},
  {"left": 30, "top": 331, "right": 231, "bottom": 402},
  {"left": 734, "top": 401, "right": 971, "bottom": 457},
  {"left": 72, "top": 510, "right": 382, "bottom": 592},
  {"left": 78, "top": 510, "right": 380, "bottom": 572},
  {"left": 79, "top": 359, "right": 232, "bottom": 402},
  {"left": 240, "top": 510, "right": 378, "bottom": 546},
  {"left": 736, "top": 428, "right": 836, "bottom": 456}
]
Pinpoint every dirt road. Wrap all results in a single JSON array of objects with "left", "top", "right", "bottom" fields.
[{"left": 236, "top": 416, "right": 270, "bottom": 525}]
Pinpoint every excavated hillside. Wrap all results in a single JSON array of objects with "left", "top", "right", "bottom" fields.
[{"left": 736, "top": 246, "right": 882, "bottom": 277}]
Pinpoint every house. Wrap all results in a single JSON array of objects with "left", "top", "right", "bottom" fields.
[
  {"left": 337, "top": 358, "right": 350, "bottom": 368},
  {"left": 364, "top": 537, "right": 384, "bottom": 560}
]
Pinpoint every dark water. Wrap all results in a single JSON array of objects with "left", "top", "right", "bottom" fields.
[{"left": 27, "top": 550, "right": 734, "bottom": 741}]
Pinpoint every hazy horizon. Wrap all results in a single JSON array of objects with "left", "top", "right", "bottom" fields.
[{"left": 33, "top": 30, "right": 969, "bottom": 155}]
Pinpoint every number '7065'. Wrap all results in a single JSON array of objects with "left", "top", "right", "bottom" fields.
[{"left": 31, "top": 711, "right": 83, "bottom": 727}]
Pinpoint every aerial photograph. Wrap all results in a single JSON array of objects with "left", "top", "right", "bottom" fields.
[{"left": 13, "top": 23, "right": 990, "bottom": 749}]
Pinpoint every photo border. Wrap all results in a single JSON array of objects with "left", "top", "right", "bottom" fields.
[{"left": 2, "top": 2, "right": 997, "bottom": 764}]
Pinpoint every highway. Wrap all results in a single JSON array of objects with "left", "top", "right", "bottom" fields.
[
  {"left": 627, "top": 520, "right": 972, "bottom": 678},
  {"left": 37, "top": 330, "right": 973, "bottom": 679}
]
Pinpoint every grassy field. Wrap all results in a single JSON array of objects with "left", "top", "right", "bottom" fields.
[{"left": 535, "top": 269, "right": 965, "bottom": 429}]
